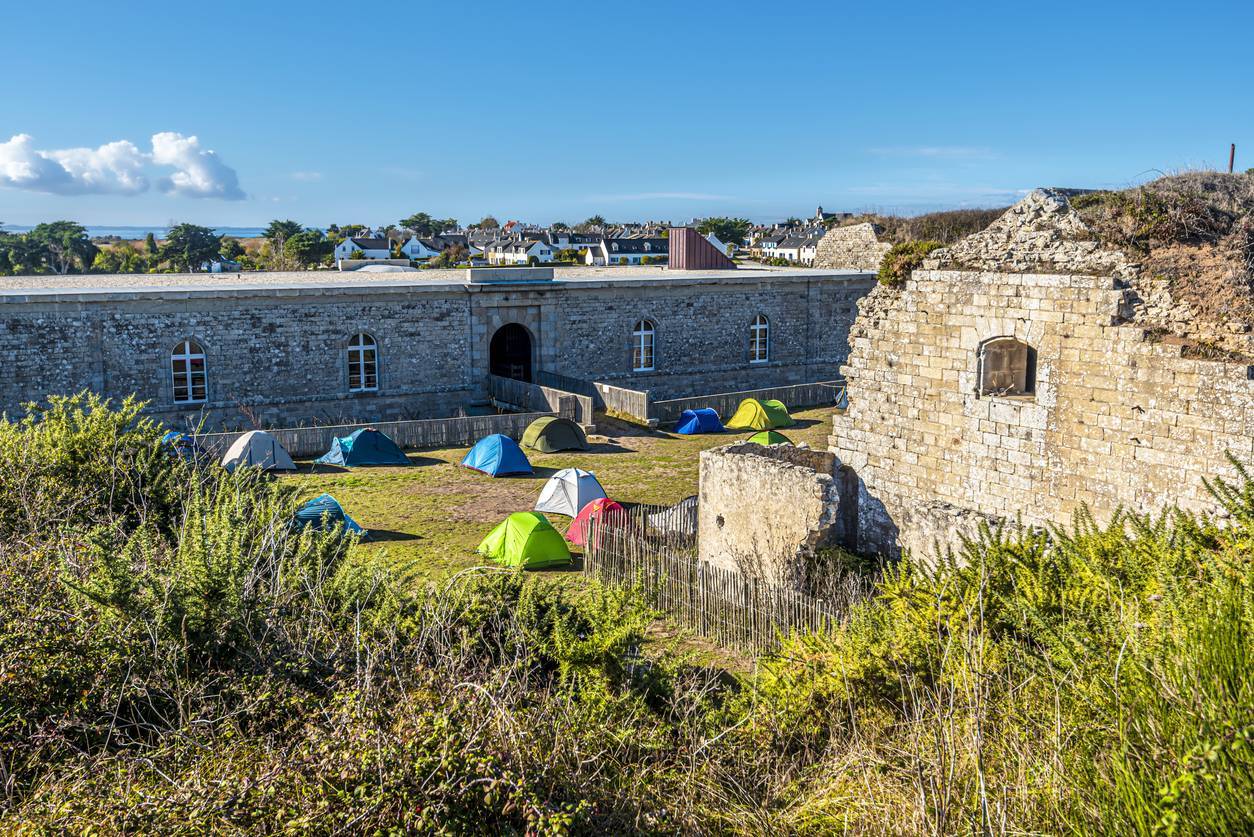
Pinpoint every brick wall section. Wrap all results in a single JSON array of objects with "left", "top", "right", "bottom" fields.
[
  {"left": 0, "top": 270, "right": 874, "bottom": 430},
  {"left": 830, "top": 268, "right": 1254, "bottom": 558}
]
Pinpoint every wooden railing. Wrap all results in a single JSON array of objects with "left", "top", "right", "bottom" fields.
[
  {"left": 584, "top": 522, "right": 843, "bottom": 653},
  {"left": 650, "top": 380, "right": 847, "bottom": 425},
  {"left": 487, "top": 375, "right": 594, "bottom": 427}
]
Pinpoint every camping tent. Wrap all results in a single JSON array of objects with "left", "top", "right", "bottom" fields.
[
  {"left": 521, "top": 416, "right": 589, "bottom": 452},
  {"left": 534, "top": 468, "right": 607, "bottom": 517},
  {"left": 477, "top": 512, "right": 572, "bottom": 569},
  {"left": 220, "top": 430, "right": 296, "bottom": 472},
  {"left": 293, "top": 493, "right": 365, "bottom": 536},
  {"left": 161, "top": 430, "right": 203, "bottom": 462},
  {"left": 462, "top": 434, "right": 533, "bottom": 476},
  {"left": 316, "top": 427, "right": 410, "bottom": 467},
  {"left": 675, "top": 408, "right": 724, "bottom": 435},
  {"left": 647, "top": 495, "right": 698, "bottom": 536},
  {"left": 567, "top": 497, "right": 626, "bottom": 547},
  {"left": 747, "top": 430, "right": 793, "bottom": 446},
  {"left": 725, "top": 398, "right": 795, "bottom": 431}
]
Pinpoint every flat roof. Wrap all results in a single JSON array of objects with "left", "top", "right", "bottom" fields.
[{"left": 0, "top": 265, "right": 874, "bottom": 304}]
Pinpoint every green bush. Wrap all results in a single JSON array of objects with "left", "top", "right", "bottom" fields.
[
  {"left": 877, "top": 239, "right": 943, "bottom": 284},
  {"left": 2, "top": 397, "right": 1252, "bottom": 834}
]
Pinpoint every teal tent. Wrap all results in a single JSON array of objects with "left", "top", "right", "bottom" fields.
[
  {"left": 293, "top": 493, "right": 365, "bottom": 537},
  {"left": 316, "top": 427, "right": 410, "bottom": 467}
]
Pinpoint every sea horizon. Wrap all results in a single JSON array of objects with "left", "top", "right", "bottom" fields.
[{"left": 1, "top": 224, "right": 269, "bottom": 240}]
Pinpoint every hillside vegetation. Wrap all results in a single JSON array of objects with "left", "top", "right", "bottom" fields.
[
  {"left": 1072, "top": 172, "right": 1254, "bottom": 329},
  {"left": 2, "top": 395, "right": 1252, "bottom": 834}
]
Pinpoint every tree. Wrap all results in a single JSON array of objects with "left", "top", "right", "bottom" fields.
[
  {"left": 399, "top": 212, "right": 457, "bottom": 238},
  {"left": 219, "top": 237, "right": 245, "bottom": 260},
  {"left": 585, "top": 215, "right": 606, "bottom": 227},
  {"left": 28, "top": 221, "right": 97, "bottom": 275},
  {"left": 474, "top": 215, "right": 500, "bottom": 230},
  {"left": 145, "top": 231, "right": 159, "bottom": 255},
  {"left": 161, "top": 223, "right": 222, "bottom": 272},
  {"left": 696, "top": 217, "right": 752, "bottom": 246},
  {"left": 263, "top": 219, "right": 303, "bottom": 244},
  {"left": 284, "top": 229, "right": 331, "bottom": 267}
]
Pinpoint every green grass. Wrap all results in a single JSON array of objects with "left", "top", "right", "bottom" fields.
[{"left": 283, "top": 407, "right": 835, "bottom": 583}]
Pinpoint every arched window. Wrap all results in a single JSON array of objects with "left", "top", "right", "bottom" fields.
[
  {"left": 632, "top": 319, "right": 655, "bottom": 372},
  {"left": 171, "top": 339, "right": 207, "bottom": 404},
  {"left": 750, "top": 314, "right": 770, "bottom": 364},
  {"left": 978, "top": 337, "right": 1036, "bottom": 397},
  {"left": 348, "top": 332, "right": 379, "bottom": 392}
]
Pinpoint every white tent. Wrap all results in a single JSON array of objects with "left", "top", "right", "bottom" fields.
[
  {"left": 220, "top": 430, "right": 297, "bottom": 472},
  {"left": 534, "top": 468, "right": 606, "bottom": 517}
]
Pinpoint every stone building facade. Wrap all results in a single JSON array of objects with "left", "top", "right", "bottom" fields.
[{"left": 0, "top": 267, "right": 874, "bottom": 430}]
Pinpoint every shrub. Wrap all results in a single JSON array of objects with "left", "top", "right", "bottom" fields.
[{"left": 877, "top": 239, "right": 943, "bottom": 284}]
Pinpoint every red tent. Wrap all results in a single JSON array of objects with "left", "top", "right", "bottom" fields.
[{"left": 567, "top": 497, "right": 626, "bottom": 547}]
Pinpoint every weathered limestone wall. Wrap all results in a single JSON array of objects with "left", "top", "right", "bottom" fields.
[
  {"left": 830, "top": 268, "right": 1254, "bottom": 558},
  {"left": 698, "top": 443, "right": 845, "bottom": 586},
  {"left": 814, "top": 223, "right": 893, "bottom": 272}
]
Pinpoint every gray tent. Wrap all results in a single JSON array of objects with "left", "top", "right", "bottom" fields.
[{"left": 647, "top": 495, "right": 698, "bottom": 536}]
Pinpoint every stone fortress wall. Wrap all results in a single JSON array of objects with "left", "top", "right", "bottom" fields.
[
  {"left": 830, "top": 189, "right": 1254, "bottom": 558},
  {"left": 0, "top": 269, "right": 875, "bottom": 430},
  {"left": 699, "top": 190, "right": 1254, "bottom": 569},
  {"left": 813, "top": 222, "right": 893, "bottom": 272}
]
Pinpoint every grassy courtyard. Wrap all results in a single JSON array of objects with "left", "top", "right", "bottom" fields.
[{"left": 282, "top": 406, "right": 836, "bottom": 583}]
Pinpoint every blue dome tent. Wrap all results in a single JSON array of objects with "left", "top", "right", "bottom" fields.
[
  {"left": 160, "top": 430, "right": 203, "bottom": 462},
  {"left": 675, "top": 408, "right": 724, "bottom": 435},
  {"left": 316, "top": 427, "right": 410, "bottom": 467},
  {"left": 461, "top": 434, "right": 533, "bottom": 477},
  {"left": 293, "top": 493, "right": 365, "bottom": 536}
]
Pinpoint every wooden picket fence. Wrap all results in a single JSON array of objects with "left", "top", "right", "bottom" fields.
[{"left": 583, "top": 522, "right": 842, "bottom": 653}]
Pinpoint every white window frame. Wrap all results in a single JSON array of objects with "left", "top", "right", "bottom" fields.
[
  {"left": 750, "top": 314, "right": 770, "bottom": 364},
  {"left": 632, "top": 319, "right": 655, "bottom": 372},
  {"left": 348, "top": 332, "right": 379, "bottom": 393},
  {"left": 171, "top": 339, "right": 207, "bottom": 404}
]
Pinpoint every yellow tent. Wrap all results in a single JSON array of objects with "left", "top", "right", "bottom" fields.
[{"left": 725, "top": 398, "right": 795, "bottom": 431}]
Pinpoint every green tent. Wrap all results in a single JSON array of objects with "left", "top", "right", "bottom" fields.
[
  {"left": 477, "top": 512, "right": 572, "bottom": 569},
  {"left": 725, "top": 398, "right": 795, "bottom": 430},
  {"left": 747, "top": 430, "right": 793, "bottom": 446},
  {"left": 521, "top": 416, "right": 589, "bottom": 453},
  {"left": 761, "top": 399, "right": 795, "bottom": 428}
]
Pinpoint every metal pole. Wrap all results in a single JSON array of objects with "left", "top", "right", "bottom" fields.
[{"left": 1229, "top": 143, "right": 1236, "bottom": 174}]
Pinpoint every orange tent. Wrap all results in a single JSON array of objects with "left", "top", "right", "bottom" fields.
[{"left": 567, "top": 497, "right": 626, "bottom": 547}]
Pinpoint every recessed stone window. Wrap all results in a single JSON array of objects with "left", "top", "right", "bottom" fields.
[
  {"left": 171, "top": 339, "right": 207, "bottom": 404},
  {"left": 978, "top": 337, "right": 1036, "bottom": 397}
]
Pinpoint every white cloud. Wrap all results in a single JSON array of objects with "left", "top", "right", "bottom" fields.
[
  {"left": 150, "top": 132, "right": 244, "bottom": 200},
  {"left": 0, "top": 132, "right": 244, "bottom": 200},
  {"left": 290, "top": 170, "right": 323, "bottom": 181}
]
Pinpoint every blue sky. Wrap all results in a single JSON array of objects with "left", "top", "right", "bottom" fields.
[{"left": 2, "top": 0, "right": 1252, "bottom": 228}]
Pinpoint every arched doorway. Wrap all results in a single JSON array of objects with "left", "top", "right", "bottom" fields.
[{"left": 489, "top": 323, "right": 533, "bottom": 382}]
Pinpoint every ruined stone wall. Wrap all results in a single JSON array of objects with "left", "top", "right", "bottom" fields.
[
  {"left": 814, "top": 223, "right": 893, "bottom": 272},
  {"left": 698, "top": 443, "right": 845, "bottom": 586},
  {"left": 830, "top": 268, "right": 1254, "bottom": 558}
]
